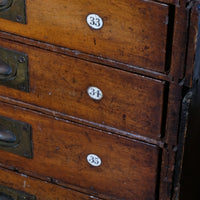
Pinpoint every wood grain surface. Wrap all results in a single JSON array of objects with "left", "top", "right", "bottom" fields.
[
  {"left": 0, "top": 0, "right": 169, "bottom": 72},
  {"left": 0, "top": 167, "right": 100, "bottom": 200},
  {"left": 0, "top": 38, "right": 166, "bottom": 139},
  {"left": 0, "top": 101, "right": 160, "bottom": 200}
]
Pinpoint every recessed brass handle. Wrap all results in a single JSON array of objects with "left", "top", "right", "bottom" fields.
[
  {"left": 0, "top": 0, "right": 9, "bottom": 6},
  {"left": 0, "top": 193, "right": 14, "bottom": 200},
  {"left": 0, "top": 126, "right": 16, "bottom": 143},
  {"left": 0, "top": 0, "right": 12, "bottom": 11},
  {"left": 0, "top": 59, "right": 12, "bottom": 79}
]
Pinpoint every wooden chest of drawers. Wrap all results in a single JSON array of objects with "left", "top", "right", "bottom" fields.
[{"left": 0, "top": 0, "right": 199, "bottom": 199}]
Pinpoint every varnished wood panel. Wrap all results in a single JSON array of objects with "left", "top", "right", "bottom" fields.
[
  {"left": 0, "top": 167, "right": 100, "bottom": 200},
  {"left": 0, "top": 101, "right": 160, "bottom": 200},
  {"left": 0, "top": 38, "right": 165, "bottom": 139},
  {"left": 0, "top": 0, "right": 169, "bottom": 72}
]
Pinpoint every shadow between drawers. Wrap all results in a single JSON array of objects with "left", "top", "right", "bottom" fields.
[{"left": 160, "top": 82, "right": 170, "bottom": 139}]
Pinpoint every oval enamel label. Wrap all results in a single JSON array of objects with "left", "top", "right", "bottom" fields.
[
  {"left": 87, "top": 154, "right": 102, "bottom": 167},
  {"left": 87, "top": 86, "right": 103, "bottom": 100},
  {"left": 86, "top": 14, "right": 103, "bottom": 30}
]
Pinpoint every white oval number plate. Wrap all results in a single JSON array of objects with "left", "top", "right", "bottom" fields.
[
  {"left": 86, "top": 14, "right": 103, "bottom": 30},
  {"left": 87, "top": 154, "right": 102, "bottom": 167},
  {"left": 87, "top": 86, "right": 103, "bottom": 100}
]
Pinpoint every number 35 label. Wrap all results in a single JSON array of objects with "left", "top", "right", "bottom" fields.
[
  {"left": 86, "top": 14, "right": 103, "bottom": 30},
  {"left": 87, "top": 154, "right": 102, "bottom": 167}
]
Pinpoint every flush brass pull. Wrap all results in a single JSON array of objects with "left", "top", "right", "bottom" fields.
[
  {"left": 0, "top": 47, "right": 29, "bottom": 91},
  {"left": 0, "top": 185, "right": 36, "bottom": 200},
  {"left": 0, "top": 116, "right": 33, "bottom": 158},
  {"left": 0, "top": 59, "right": 13, "bottom": 79},
  {"left": 0, "top": 126, "right": 16, "bottom": 143},
  {"left": 0, "top": 0, "right": 12, "bottom": 11},
  {"left": 0, "top": 193, "right": 13, "bottom": 200},
  {"left": 0, "top": 0, "right": 26, "bottom": 23}
]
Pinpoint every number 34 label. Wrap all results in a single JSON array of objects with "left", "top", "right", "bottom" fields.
[{"left": 86, "top": 14, "right": 103, "bottom": 30}]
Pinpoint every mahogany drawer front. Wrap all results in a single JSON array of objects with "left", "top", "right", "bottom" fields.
[
  {"left": 0, "top": 0, "right": 169, "bottom": 72},
  {"left": 0, "top": 39, "right": 166, "bottom": 139},
  {"left": 0, "top": 168, "right": 99, "bottom": 200},
  {"left": 0, "top": 101, "right": 160, "bottom": 200}
]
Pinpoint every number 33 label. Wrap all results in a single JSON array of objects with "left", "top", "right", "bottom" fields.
[{"left": 87, "top": 14, "right": 103, "bottom": 30}]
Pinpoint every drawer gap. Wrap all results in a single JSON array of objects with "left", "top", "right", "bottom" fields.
[
  {"left": 165, "top": 5, "right": 175, "bottom": 72},
  {"left": 160, "top": 82, "right": 170, "bottom": 138},
  {"left": 155, "top": 148, "right": 164, "bottom": 200}
]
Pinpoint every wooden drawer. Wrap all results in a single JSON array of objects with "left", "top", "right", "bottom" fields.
[
  {"left": 0, "top": 0, "right": 169, "bottom": 72},
  {"left": 0, "top": 39, "right": 166, "bottom": 139},
  {"left": 0, "top": 167, "right": 100, "bottom": 200},
  {"left": 0, "top": 101, "right": 160, "bottom": 200}
]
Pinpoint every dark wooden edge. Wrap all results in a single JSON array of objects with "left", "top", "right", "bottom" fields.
[
  {"left": 184, "top": 4, "right": 200, "bottom": 88},
  {"left": 173, "top": 90, "right": 193, "bottom": 200},
  {"left": 158, "top": 1, "right": 193, "bottom": 199},
  {"left": 172, "top": 4, "right": 200, "bottom": 200},
  {"left": 179, "top": 4, "right": 200, "bottom": 199}
]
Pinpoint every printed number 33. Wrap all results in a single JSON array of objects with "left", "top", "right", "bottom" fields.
[
  {"left": 87, "top": 14, "right": 103, "bottom": 29},
  {"left": 89, "top": 16, "right": 101, "bottom": 27}
]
